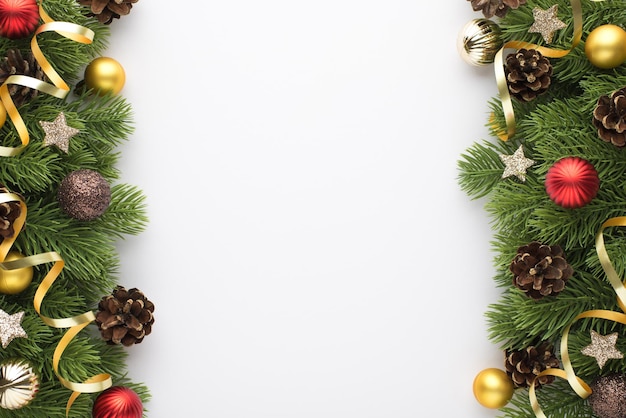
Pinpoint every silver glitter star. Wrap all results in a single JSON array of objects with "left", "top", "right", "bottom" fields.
[
  {"left": 499, "top": 145, "right": 535, "bottom": 182},
  {"left": 0, "top": 309, "right": 27, "bottom": 349},
  {"left": 39, "top": 112, "right": 80, "bottom": 153},
  {"left": 581, "top": 330, "right": 624, "bottom": 369},
  {"left": 528, "top": 5, "right": 567, "bottom": 44}
]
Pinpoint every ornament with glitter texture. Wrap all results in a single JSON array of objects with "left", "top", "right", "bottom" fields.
[
  {"left": 588, "top": 374, "right": 626, "bottom": 418},
  {"left": 0, "top": 0, "right": 39, "bottom": 40},
  {"left": 545, "top": 156, "right": 599, "bottom": 209},
  {"left": 528, "top": 5, "right": 566, "bottom": 44},
  {"left": 57, "top": 169, "right": 111, "bottom": 221},
  {"left": 92, "top": 386, "right": 143, "bottom": 418}
]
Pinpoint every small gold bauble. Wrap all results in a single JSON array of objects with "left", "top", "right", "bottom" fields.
[
  {"left": 457, "top": 19, "right": 503, "bottom": 66},
  {"left": 473, "top": 368, "right": 514, "bottom": 409},
  {"left": 0, "top": 252, "right": 33, "bottom": 295},
  {"left": 585, "top": 24, "right": 626, "bottom": 69},
  {"left": 0, "top": 359, "right": 39, "bottom": 410},
  {"left": 84, "top": 57, "right": 126, "bottom": 96}
]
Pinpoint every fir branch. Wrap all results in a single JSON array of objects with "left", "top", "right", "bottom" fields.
[{"left": 457, "top": 140, "right": 505, "bottom": 199}]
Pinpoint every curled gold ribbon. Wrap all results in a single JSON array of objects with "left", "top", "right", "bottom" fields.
[
  {"left": 0, "top": 191, "right": 111, "bottom": 414},
  {"left": 493, "top": 0, "right": 585, "bottom": 140},
  {"left": 0, "top": 4, "right": 94, "bottom": 156},
  {"left": 530, "top": 216, "right": 626, "bottom": 416}
]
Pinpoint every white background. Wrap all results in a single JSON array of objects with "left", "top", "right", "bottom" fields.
[{"left": 104, "top": 1, "right": 505, "bottom": 417}]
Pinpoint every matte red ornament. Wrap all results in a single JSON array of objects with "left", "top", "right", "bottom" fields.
[
  {"left": 0, "top": 0, "right": 39, "bottom": 39},
  {"left": 545, "top": 156, "right": 599, "bottom": 209},
  {"left": 92, "top": 386, "right": 143, "bottom": 418}
]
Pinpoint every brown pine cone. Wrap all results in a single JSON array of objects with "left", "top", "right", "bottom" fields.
[
  {"left": 505, "top": 341, "right": 560, "bottom": 388},
  {"left": 510, "top": 241, "right": 573, "bottom": 299},
  {"left": 593, "top": 87, "right": 626, "bottom": 147},
  {"left": 505, "top": 48, "right": 552, "bottom": 102},
  {"left": 0, "top": 49, "right": 48, "bottom": 107},
  {"left": 95, "top": 286, "right": 155, "bottom": 346},
  {"left": 0, "top": 186, "right": 20, "bottom": 239},
  {"left": 468, "top": 0, "right": 527, "bottom": 18},
  {"left": 77, "top": 0, "right": 139, "bottom": 24}
]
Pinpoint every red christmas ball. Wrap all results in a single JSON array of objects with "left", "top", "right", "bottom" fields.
[
  {"left": 92, "top": 386, "right": 143, "bottom": 418},
  {"left": 0, "top": 0, "right": 39, "bottom": 40},
  {"left": 545, "top": 156, "right": 599, "bottom": 209}
]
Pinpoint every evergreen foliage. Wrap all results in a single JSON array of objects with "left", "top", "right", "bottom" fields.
[
  {"left": 459, "top": 0, "right": 626, "bottom": 416},
  {"left": 0, "top": 0, "right": 150, "bottom": 416}
]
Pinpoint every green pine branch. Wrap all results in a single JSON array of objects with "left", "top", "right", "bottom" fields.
[{"left": 459, "top": 1, "right": 626, "bottom": 417}]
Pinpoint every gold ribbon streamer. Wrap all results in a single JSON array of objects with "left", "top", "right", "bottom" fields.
[
  {"left": 0, "top": 191, "right": 112, "bottom": 414},
  {"left": 0, "top": 4, "right": 94, "bottom": 156},
  {"left": 493, "top": 0, "right": 585, "bottom": 140},
  {"left": 530, "top": 216, "right": 626, "bottom": 416}
]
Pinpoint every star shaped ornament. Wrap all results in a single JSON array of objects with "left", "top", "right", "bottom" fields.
[
  {"left": 0, "top": 309, "right": 27, "bottom": 348},
  {"left": 499, "top": 144, "right": 535, "bottom": 182},
  {"left": 528, "top": 5, "right": 567, "bottom": 44},
  {"left": 581, "top": 330, "right": 624, "bottom": 369},
  {"left": 39, "top": 112, "right": 80, "bottom": 153}
]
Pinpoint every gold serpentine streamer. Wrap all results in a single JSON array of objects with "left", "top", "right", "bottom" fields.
[
  {"left": 0, "top": 3, "right": 94, "bottom": 156},
  {"left": 529, "top": 216, "right": 626, "bottom": 416},
  {"left": 491, "top": 0, "right": 611, "bottom": 140},
  {"left": 0, "top": 1, "right": 119, "bottom": 413},
  {"left": 0, "top": 192, "right": 112, "bottom": 415}
]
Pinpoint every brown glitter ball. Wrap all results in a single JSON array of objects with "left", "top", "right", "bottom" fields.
[
  {"left": 57, "top": 169, "right": 111, "bottom": 221},
  {"left": 588, "top": 374, "right": 626, "bottom": 418}
]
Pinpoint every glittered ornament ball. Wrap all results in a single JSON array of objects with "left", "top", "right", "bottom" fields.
[
  {"left": 585, "top": 24, "right": 626, "bottom": 69},
  {"left": 84, "top": 57, "right": 126, "bottom": 96},
  {"left": 588, "top": 374, "right": 626, "bottom": 418},
  {"left": 457, "top": 18, "right": 503, "bottom": 66},
  {"left": 472, "top": 368, "right": 514, "bottom": 409},
  {"left": 0, "top": 251, "right": 33, "bottom": 294},
  {"left": 0, "top": 0, "right": 39, "bottom": 40},
  {"left": 57, "top": 169, "right": 111, "bottom": 221},
  {"left": 545, "top": 156, "right": 599, "bottom": 209},
  {"left": 0, "top": 359, "right": 39, "bottom": 410},
  {"left": 92, "top": 386, "right": 143, "bottom": 418}
]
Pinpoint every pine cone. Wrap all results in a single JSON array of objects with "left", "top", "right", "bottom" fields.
[
  {"left": 505, "top": 341, "right": 560, "bottom": 388},
  {"left": 468, "top": 0, "right": 527, "bottom": 18},
  {"left": 505, "top": 48, "right": 552, "bottom": 102},
  {"left": 77, "top": 0, "right": 139, "bottom": 24},
  {"left": 0, "top": 186, "right": 20, "bottom": 239},
  {"left": 95, "top": 286, "right": 155, "bottom": 346},
  {"left": 510, "top": 241, "right": 573, "bottom": 299},
  {"left": 0, "top": 49, "right": 47, "bottom": 107},
  {"left": 592, "top": 87, "right": 626, "bottom": 147}
]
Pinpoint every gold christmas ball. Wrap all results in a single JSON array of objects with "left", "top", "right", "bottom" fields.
[
  {"left": 84, "top": 57, "right": 126, "bottom": 96},
  {"left": 585, "top": 24, "right": 626, "bottom": 69},
  {"left": 473, "top": 368, "right": 514, "bottom": 409},
  {"left": 457, "top": 19, "right": 503, "bottom": 66},
  {"left": 0, "top": 252, "right": 33, "bottom": 295},
  {"left": 0, "top": 359, "right": 39, "bottom": 410}
]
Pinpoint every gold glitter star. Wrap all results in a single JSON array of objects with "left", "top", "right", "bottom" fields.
[
  {"left": 528, "top": 5, "right": 567, "bottom": 44},
  {"left": 0, "top": 309, "right": 27, "bottom": 349},
  {"left": 39, "top": 112, "right": 80, "bottom": 153},
  {"left": 581, "top": 330, "right": 624, "bottom": 369},
  {"left": 499, "top": 145, "right": 535, "bottom": 182}
]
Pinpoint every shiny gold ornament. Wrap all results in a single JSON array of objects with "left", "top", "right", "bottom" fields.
[
  {"left": 0, "top": 359, "right": 39, "bottom": 410},
  {"left": 473, "top": 368, "right": 514, "bottom": 409},
  {"left": 585, "top": 24, "right": 626, "bottom": 69},
  {"left": 83, "top": 57, "right": 126, "bottom": 95},
  {"left": 457, "top": 19, "right": 503, "bottom": 66},
  {"left": 0, "top": 252, "right": 33, "bottom": 294}
]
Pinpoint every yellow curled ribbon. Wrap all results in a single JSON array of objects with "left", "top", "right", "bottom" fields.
[
  {"left": 0, "top": 4, "right": 94, "bottom": 156},
  {"left": 0, "top": 192, "right": 111, "bottom": 415},
  {"left": 492, "top": 0, "right": 609, "bottom": 140},
  {"left": 529, "top": 216, "right": 626, "bottom": 416}
]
